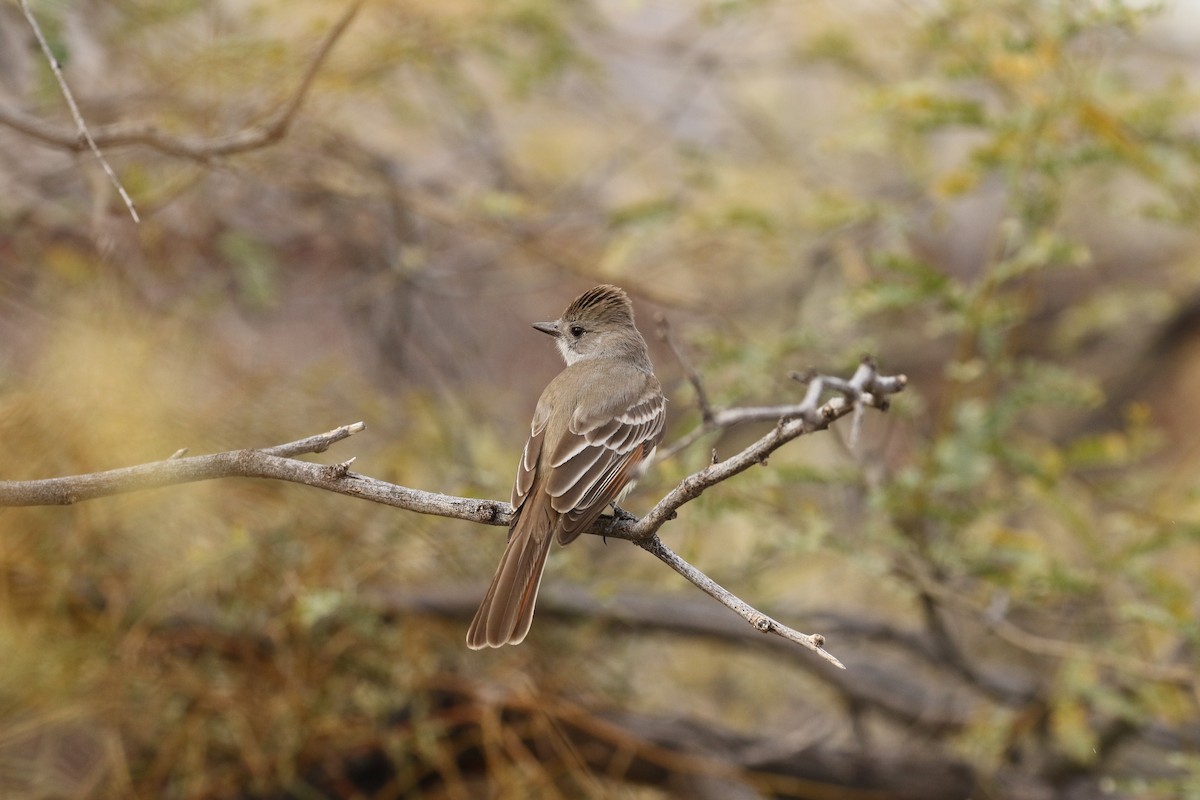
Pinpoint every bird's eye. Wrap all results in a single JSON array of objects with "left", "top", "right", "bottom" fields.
[{"left": 569, "top": 325, "right": 585, "bottom": 338}]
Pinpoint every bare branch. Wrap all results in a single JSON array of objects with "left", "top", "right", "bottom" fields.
[
  {"left": 1, "top": 0, "right": 363, "bottom": 164},
  {"left": 0, "top": 421, "right": 513, "bottom": 529},
  {"left": 19, "top": 0, "right": 139, "bottom": 221},
  {"left": 0, "top": 359, "right": 906, "bottom": 666},
  {"left": 589, "top": 359, "right": 905, "bottom": 667},
  {"left": 634, "top": 358, "right": 907, "bottom": 537},
  {"left": 639, "top": 534, "right": 845, "bottom": 668},
  {"left": 656, "top": 351, "right": 907, "bottom": 462}
]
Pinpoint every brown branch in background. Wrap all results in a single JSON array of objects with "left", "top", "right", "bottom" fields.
[
  {"left": 0, "top": 359, "right": 907, "bottom": 667},
  {"left": 120, "top": 662, "right": 975, "bottom": 798},
  {"left": 655, "top": 314, "right": 713, "bottom": 424},
  {"left": 18, "top": 0, "right": 139, "bottom": 222},
  {"left": 905, "top": 560, "right": 1197, "bottom": 686},
  {"left": 0, "top": 0, "right": 363, "bottom": 164},
  {"left": 343, "top": 678, "right": 979, "bottom": 800},
  {"left": 388, "top": 586, "right": 986, "bottom": 733}
]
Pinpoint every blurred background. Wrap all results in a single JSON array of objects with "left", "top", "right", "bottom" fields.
[{"left": 2, "top": 0, "right": 1199, "bottom": 797}]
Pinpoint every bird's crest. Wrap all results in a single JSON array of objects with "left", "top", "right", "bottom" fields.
[{"left": 563, "top": 285, "right": 635, "bottom": 324}]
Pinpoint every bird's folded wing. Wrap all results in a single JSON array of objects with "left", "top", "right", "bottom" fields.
[{"left": 545, "top": 386, "right": 666, "bottom": 544}]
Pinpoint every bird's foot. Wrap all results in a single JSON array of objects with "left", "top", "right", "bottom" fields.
[{"left": 609, "top": 503, "right": 638, "bottom": 523}]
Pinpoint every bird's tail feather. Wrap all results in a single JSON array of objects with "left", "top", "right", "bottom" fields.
[{"left": 465, "top": 499, "right": 555, "bottom": 649}]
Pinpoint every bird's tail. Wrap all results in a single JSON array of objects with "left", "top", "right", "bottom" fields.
[{"left": 465, "top": 499, "right": 555, "bottom": 649}]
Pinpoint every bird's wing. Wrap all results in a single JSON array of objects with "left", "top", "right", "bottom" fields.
[
  {"left": 544, "top": 377, "right": 666, "bottom": 545},
  {"left": 509, "top": 404, "right": 550, "bottom": 541}
]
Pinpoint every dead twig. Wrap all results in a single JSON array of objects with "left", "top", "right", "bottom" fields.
[
  {"left": 634, "top": 357, "right": 906, "bottom": 536},
  {"left": 656, "top": 314, "right": 714, "bottom": 424},
  {"left": 19, "top": 0, "right": 139, "bottom": 221}
]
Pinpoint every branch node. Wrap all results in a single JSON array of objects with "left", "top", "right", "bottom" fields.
[
  {"left": 477, "top": 502, "right": 503, "bottom": 523},
  {"left": 325, "top": 458, "right": 356, "bottom": 479}
]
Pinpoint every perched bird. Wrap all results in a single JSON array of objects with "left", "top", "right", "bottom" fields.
[{"left": 466, "top": 285, "right": 666, "bottom": 648}]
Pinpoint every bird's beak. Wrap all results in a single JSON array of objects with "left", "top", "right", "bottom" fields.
[{"left": 532, "top": 321, "right": 560, "bottom": 337}]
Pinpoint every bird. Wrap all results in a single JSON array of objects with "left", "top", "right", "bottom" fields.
[{"left": 466, "top": 285, "right": 666, "bottom": 649}]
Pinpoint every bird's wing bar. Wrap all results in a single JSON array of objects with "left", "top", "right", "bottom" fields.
[{"left": 546, "top": 389, "right": 666, "bottom": 545}]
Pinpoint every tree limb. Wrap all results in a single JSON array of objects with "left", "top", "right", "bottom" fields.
[
  {"left": 379, "top": 585, "right": 987, "bottom": 732},
  {"left": 655, "top": 317, "right": 903, "bottom": 461},
  {"left": 638, "top": 534, "right": 846, "bottom": 668},
  {"left": 630, "top": 357, "right": 905, "bottom": 539},
  {"left": 0, "top": 361, "right": 906, "bottom": 667}
]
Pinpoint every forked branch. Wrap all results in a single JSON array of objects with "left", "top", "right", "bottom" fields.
[{"left": 0, "top": 360, "right": 906, "bottom": 668}]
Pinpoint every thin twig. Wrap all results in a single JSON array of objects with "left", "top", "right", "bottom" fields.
[
  {"left": 634, "top": 358, "right": 907, "bottom": 537},
  {"left": 19, "top": 0, "right": 139, "bottom": 222},
  {"left": 639, "top": 534, "right": 845, "bottom": 668},
  {"left": 654, "top": 348, "right": 906, "bottom": 463},
  {"left": 656, "top": 314, "right": 714, "bottom": 423}
]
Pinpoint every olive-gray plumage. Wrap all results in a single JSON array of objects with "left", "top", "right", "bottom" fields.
[{"left": 466, "top": 285, "right": 666, "bottom": 649}]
